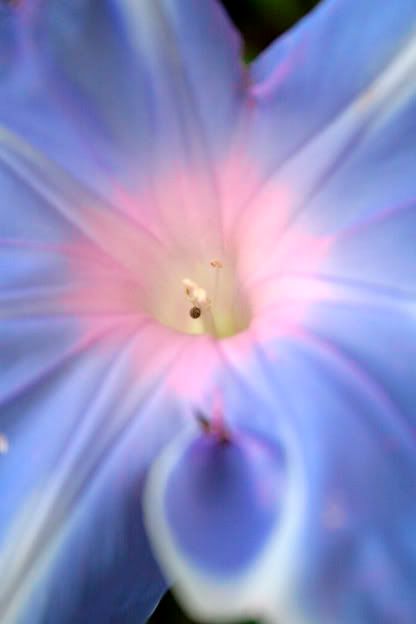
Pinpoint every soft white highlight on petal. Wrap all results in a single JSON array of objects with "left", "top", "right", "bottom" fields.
[
  {"left": 353, "top": 26, "right": 416, "bottom": 119},
  {"left": 143, "top": 424, "right": 307, "bottom": 623}
]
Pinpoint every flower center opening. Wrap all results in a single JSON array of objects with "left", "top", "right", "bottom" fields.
[{"left": 147, "top": 256, "right": 251, "bottom": 339}]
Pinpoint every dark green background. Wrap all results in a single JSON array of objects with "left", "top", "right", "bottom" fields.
[{"left": 150, "top": 0, "right": 319, "bottom": 622}]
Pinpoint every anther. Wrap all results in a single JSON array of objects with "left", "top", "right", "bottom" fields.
[
  {"left": 183, "top": 278, "right": 198, "bottom": 299},
  {"left": 189, "top": 306, "right": 201, "bottom": 319},
  {"left": 210, "top": 259, "right": 223, "bottom": 269},
  {"left": 182, "top": 278, "right": 210, "bottom": 307}
]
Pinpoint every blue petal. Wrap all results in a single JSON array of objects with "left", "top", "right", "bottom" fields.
[
  {"left": 11, "top": 0, "right": 245, "bottom": 191},
  {"left": 243, "top": 0, "right": 416, "bottom": 401},
  {"left": 0, "top": 123, "right": 185, "bottom": 623},
  {"left": 0, "top": 126, "right": 166, "bottom": 313},
  {"left": 245, "top": 315, "right": 416, "bottom": 623},
  {"left": 174, "top": 298, "right": 416, "bottom": 623},
  {"left": 0, "top": 320, "right": 187, "bottom": 623},
  {"left": 249, "top": 0, "right": 416, "bottom": 173},
  {"left": 164, "top": 432, "right": 286, "bottom": 575},
  {"left": 0, "top": 151, "right": 185, "bottom": 619},
  {"left": 307, "top": 200, "right": 416, "bottom": 297},
  {"left": 0, "top": 4, "right": 18, "bottom": 79},
  {"left": 0, "top": 5, "right": 106, "bottom": 193},
  {"left": 277, "top": 92, "right": 416, "bottom": 258}
]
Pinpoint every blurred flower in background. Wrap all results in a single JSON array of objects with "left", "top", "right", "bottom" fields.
[{"left": 1, "top": 1, "right": 416, "bottom": 624}]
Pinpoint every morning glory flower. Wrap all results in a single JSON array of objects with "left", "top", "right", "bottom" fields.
[{"left": 1, "top": 0, "right": 416, "bottom": 623}]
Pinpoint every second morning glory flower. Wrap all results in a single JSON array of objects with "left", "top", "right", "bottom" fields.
[{"left": 1, "top": 1, "right": 416, "bottom": 623}]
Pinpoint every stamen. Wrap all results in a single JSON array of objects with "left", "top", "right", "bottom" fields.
[
  {"left": 181, "top": 262, "right": 225, "bottom": 336},
  {"left": 210, "top": 258, "right": 223, "bottom": 309}
]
